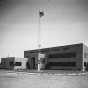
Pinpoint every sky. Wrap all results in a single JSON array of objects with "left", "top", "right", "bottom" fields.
[{"left": 0, "top": 0, "right": 88, "bottom": 58}]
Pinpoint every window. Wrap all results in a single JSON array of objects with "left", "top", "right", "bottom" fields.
[
  {"left": 2, "top": 62, "right": 6, "bottom": 64},
  {"left": 84, "top": 62, "right": 87, "bottom": 67},
  {"left": 46, "top": 62, "right": 76, "bottom": 67},
  {"left": 84, "top": 62, "right": 88, "bottom": 71},
  {"left": 9, "top": 62, "right": 14, "bottom": 66},
  {"left": 15, "top": 62, "right": 21, "bottom": 66},
  {"left": 26, "top": 56, "right": 29, "bottom": 58},
  {"left": 48, "top": 52, "right": 76, "bottom": 58}
]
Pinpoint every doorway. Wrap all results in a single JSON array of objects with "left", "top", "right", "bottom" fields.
[{"left": 31, "top": 57, "right": 36, "bottom": 69}]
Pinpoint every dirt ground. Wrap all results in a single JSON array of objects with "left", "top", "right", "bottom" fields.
[{"left": 0, "top": 71, "right": 88, "bottom": 88}]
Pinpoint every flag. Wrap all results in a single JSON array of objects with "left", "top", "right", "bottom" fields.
[{"left": 39, "top": 11, "right": 44, "bottom": 17}]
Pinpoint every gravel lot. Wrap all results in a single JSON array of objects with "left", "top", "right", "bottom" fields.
[{"left": 0, "top": 71, "right": 88, "bottom": 88}]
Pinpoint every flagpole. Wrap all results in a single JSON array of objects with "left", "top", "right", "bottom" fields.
[
  {"left": 38, "top": 10, "right": 40, "bottom": 72},
  {"left": 38, "top": 9, "right": 44, "bottom": 72}
]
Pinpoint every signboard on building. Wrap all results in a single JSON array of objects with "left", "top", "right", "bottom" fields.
[{"left": 38, "top": 53, "right": 45, "bottom": 59}]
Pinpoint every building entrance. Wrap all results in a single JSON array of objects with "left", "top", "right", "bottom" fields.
[{"left": 31, "top": 57, "right": 36, "bottom": 69}]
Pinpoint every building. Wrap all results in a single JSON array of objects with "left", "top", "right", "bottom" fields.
[
  {"left": 0, "top": 57, "right": 14, "bottom": 70},
  {"left": 0, "top": 57, "right": 28, "bottom": 70},
  {"left": 14, "top": 57, "right": 28, "bottom": 70},
  {"left": 24, "top": 43, "right": 88, "bottom": 71}
]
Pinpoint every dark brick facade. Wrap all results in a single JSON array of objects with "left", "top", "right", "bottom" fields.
[{"left": 24, "top": 43, "right": 85, "bottom": 71}]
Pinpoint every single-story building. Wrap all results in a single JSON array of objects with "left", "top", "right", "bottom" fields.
[
  {"left": 14, "top": 57, "right": 28, "bottom": 70},
  {"left": 0, "top": 57, "right": 28, "bottom": 70},
  {"left": 24, "top": 43, "right": 88, "bottom": 71},
  {"left": 0, "top": 57, "right": 14, "bottom": 70}
]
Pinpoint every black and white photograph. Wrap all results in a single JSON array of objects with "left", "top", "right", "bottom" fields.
[{"left": 0, "top": 0, "right": 88, "bottom": 88}]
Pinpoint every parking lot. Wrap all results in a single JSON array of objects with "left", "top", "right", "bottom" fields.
[{"left": 0, "top": 70, "right": 88, "bottom": 88}]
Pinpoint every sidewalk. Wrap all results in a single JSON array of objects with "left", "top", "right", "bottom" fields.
[{"left": 0, "top": 70, "right": 88, "bottom": 76}]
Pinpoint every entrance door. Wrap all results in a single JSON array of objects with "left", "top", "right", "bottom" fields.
[{"left": 31, "top": 57, "right": 36, "bottom": 69}]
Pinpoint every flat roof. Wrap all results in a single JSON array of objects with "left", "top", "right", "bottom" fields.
[{"left": 24, "top": 43, "right": 83, "bottom": 53}]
